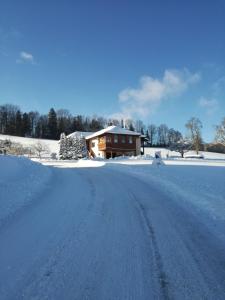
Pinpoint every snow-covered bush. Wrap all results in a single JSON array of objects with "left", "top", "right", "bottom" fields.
[
  {"left": 0, "top": 139, "right": 34, "bottom": 156},
  {"left": 51, "top": 152, "right": 57, "bottom": 160}
]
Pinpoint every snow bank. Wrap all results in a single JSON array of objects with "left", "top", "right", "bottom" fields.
[
  {"left": 0, "top": 155, "right": 51, "bottom": 226},
  {"left": 35, "top": 158, "right": 105, "bottom": 168},
  {"left": 107, "top": 157, "right": 225, "bottom": 167}
]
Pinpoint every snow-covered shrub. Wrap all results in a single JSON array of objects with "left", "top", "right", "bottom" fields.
[
  {"left": 0, "top": 139, "right": 34, "bottom": 156},
  {"left": 51, "top": 152, "right": 57, "bottom": 160}
]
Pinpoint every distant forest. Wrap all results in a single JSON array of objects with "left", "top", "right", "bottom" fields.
[{"left": 0, "top": 103, "right": 184, "bottom": 146}]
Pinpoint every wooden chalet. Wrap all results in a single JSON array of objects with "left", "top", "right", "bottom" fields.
[{"left": 85, "top": 126, "right": 141, "bottom": 159}]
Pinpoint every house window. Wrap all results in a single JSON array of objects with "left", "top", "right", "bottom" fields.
[
  {"left": 106, "top": 136, "right": 111, "bottom": 143},
  {"left": 121, "top": 136, "right": 126, "bottom": 143},
  {"left": 91, "top": 142, "right": 95, "bottom": 147},
  {"left": 129, "top": 136, "right": 133, "bottom": 144},
  {"left": 114, "top": 134, "right": 118, "bottom": 143}
]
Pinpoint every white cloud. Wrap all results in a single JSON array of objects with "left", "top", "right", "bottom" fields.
[
  {"left": 114, "top": 68, "right": 200, "bottom": 119},
  {"left": 199, "top": 97, "right": 218, "bottom": 115},
  {"left": 20, "top": 51, "right": 33, "bottom": 61},
  {"left": 16, "top": 51, "right": 35, "bottom": 64}
]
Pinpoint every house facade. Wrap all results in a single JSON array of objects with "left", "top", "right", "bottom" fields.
[{"left": 85, "top": 126, "right": 141, "bottom": 159}]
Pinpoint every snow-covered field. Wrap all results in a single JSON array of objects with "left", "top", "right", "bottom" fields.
[
  {"left": 0, "top": 151, "right": 225, "bottom": 299},
  {"left": 1, "top": 134, "right": 225, "bottom": 161},
  {"left": 144, "top": 146, "right": 225, "bottom": 160},
  {"left": 0, "top": 134, "right": 59, "bottom": 156}
]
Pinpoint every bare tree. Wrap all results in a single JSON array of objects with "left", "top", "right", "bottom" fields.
[
  {"left": 168, "top": 128, "right": 183, "bottom": 145},
  {"left": 147, "top": 124, "right": 157, "bottom": 146},
  {"left": 215, "top": 117, "right": 225, "bottom": 146},
  {"left": 169, "top": 138, "right": 192, "bottom": 158},
  {"left": 185, "top": 117, "right": 203, "bottom": 154},
  {"left": 135, "top": 120, "right": 145, "bottom": 133},
  {"left": 157, "top": 124, "right": 169, "bottom": 146},
  {"left": 124, "top": 119, "right": 134, "bottom": 130},
  {"left": 28, "top": 111, "right": 40, "bottom": 137},
  {"left": 32, "top": 142, "right": 49, "bottom": 159},
  {"left": 56, "top": 109, "right": 71, "bottom": 119}
]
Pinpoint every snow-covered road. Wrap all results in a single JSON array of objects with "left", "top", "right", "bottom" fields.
[{"left": 0, "top": 164, "right": 225, "bottom": 299}]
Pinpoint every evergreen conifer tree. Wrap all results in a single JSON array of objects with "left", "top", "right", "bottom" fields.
[
  {"left": 59, "top": 133, "right": 87, "bottom": 160},
  {"left": 22, "top": 113, "right": 31, "bottom": 136},
  {"left": 59, "top": 133, "right": 67, "bottom": 159},
  {"left": 48, "top": 108, "right": 57, "bottom": 139},
  {"left": 15, "top": 110, "right": 22, "bottom": 136}
]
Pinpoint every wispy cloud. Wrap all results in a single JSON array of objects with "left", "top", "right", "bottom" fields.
[
  {"left": 16, "top": 51, "right": 35, "bottom": 64},
  {"left": 113, "top": 68, "right": 200, "bottom": 119},
  {"left": 199, "top": 97, "right": 218, "bottom": 115}
]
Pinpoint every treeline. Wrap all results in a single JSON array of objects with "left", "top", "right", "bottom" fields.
[
  {"left": 0, "top": 104, "right": 185, "bottom": 146},
  {"left": 145, "top": 124, "right": 182, "bottom": 147},
  {"left": 0, "top": 104, "right": 107, "bottom": 140},
  {"left": 0, "top": 104, "right": 183, "bottom": 145}
]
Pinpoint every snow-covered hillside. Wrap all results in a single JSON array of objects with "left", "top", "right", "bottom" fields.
[
  {"left": 1, "top": 134, "right": 225, "bottom": 161},
  {"left": 0, "top": 134, "right": 59, "bottom": 156}
]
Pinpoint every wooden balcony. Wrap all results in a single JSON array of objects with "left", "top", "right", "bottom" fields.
[{"left": 97, "top": 134, "right": 138, "bottom": 152}]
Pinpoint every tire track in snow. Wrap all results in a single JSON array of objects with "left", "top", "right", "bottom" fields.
[
  {"left": 76, "top": 168, "right": 159, "bottom": 300},
  {"left": 130, "top": 191, "right": 171, "bottom": 300}
]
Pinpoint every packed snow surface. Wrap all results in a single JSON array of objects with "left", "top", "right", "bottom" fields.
[{"left": 0, "top": 155, "right": 225, "bottom": 299}]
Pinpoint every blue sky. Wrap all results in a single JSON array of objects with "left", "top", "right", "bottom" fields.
[{"left": 0, "top": 0, "right": 224, "bottom": 141}]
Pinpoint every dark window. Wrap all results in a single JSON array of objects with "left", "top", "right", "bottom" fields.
[
  {"left": 114, "top": 135, "right": 118, "bottom": 143},
  {"left": 106, "top": 136, "right": 111, "bottom": 143}
]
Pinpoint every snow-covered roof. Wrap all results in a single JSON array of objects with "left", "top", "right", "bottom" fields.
[
  {"left": 85, "top": 126, "right": 140, "bottom": 140},
  {"left": 67, "top": 131, "right": 93, "bottom": 138}
]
